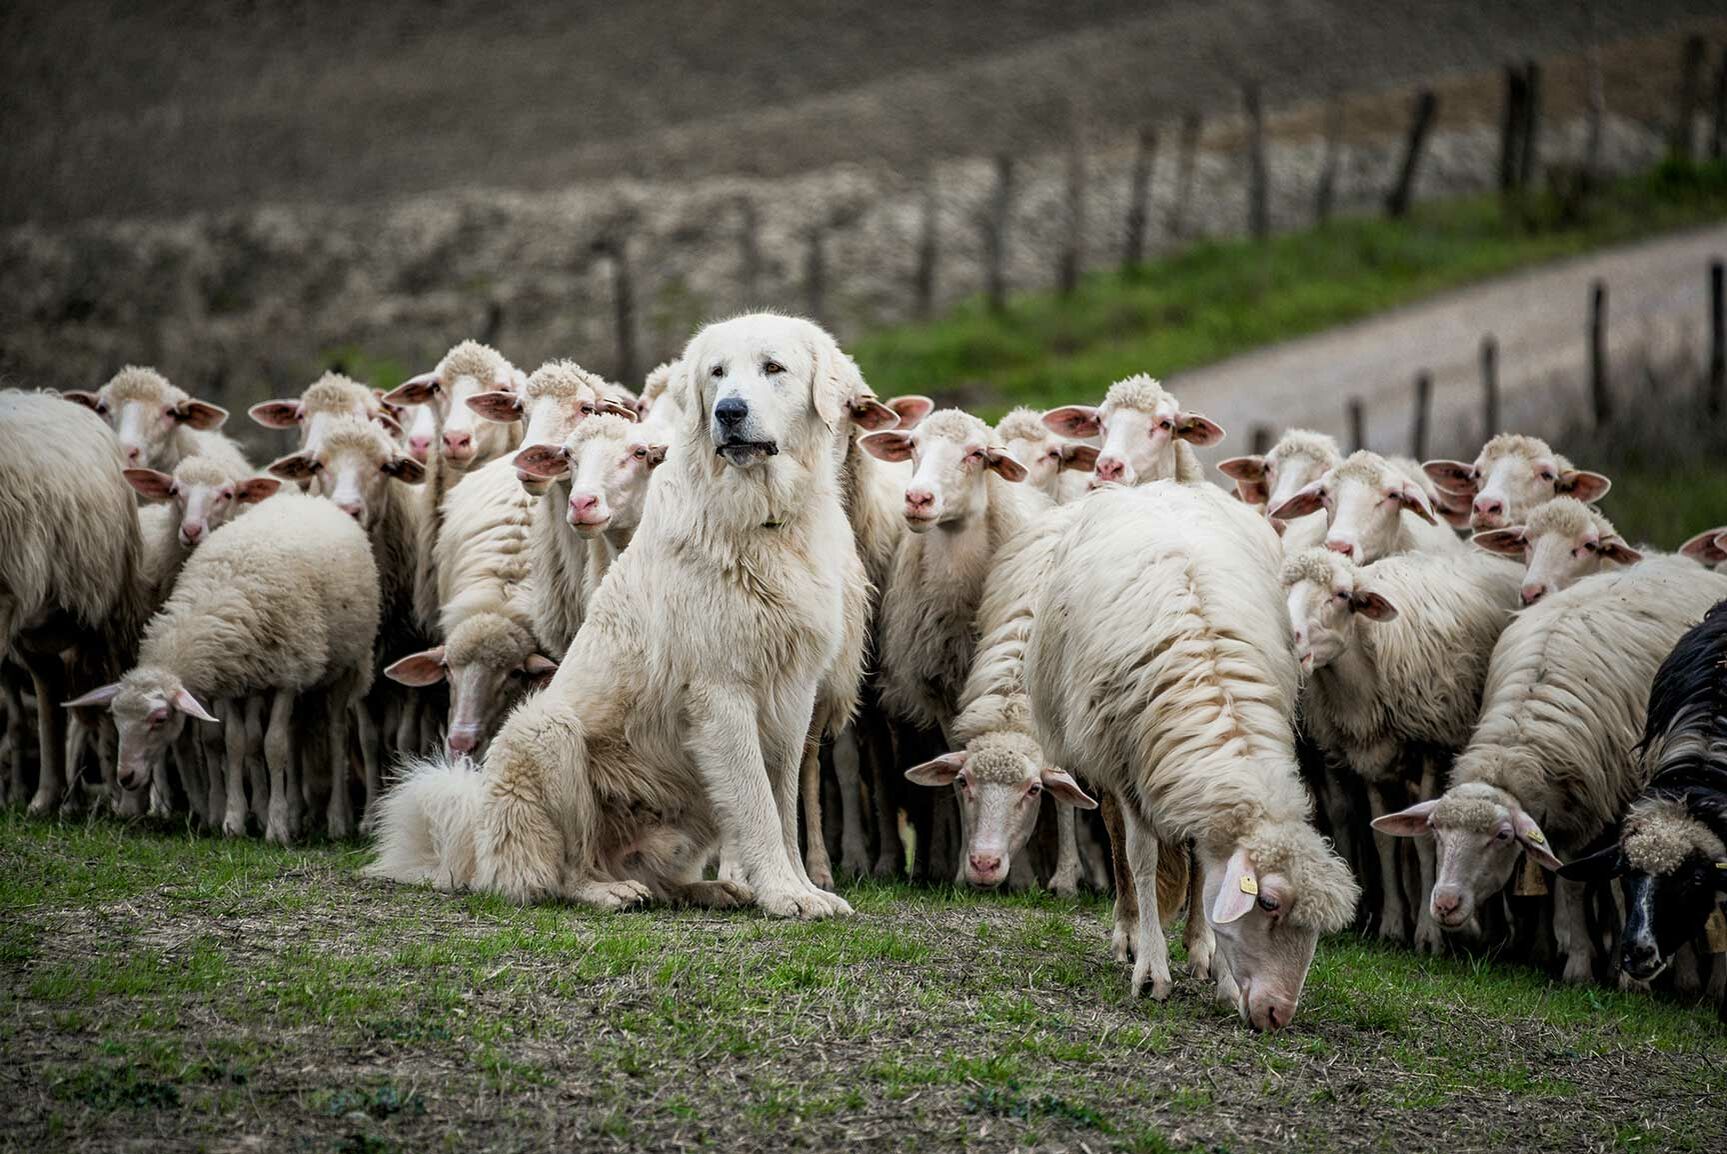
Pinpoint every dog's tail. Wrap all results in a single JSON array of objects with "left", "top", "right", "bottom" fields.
[{"left": 363, "top": 755, "right": 485, "bottom": 890}]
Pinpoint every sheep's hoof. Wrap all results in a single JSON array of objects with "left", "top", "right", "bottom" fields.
[
  {"left": 1561, "top": 957, "right": 1595, "bottom": 985},
  {"left": 1413, "top": 922, "right": 1446, "bottom": 956},
  {"left": 1110, "top": 921, "right": 1136, "bottom": 963},
  {"left": 326, "top": 810, "right": 356, "bottom": 842},
  {"left": 1131, "top": 965, "right": 1173, "bottom": 1002},
  {"left": 25, "top": 792, "right": 59, "bottom": 819},
  {"left": 807, "top": 862, "right": 835, "bottom": 891},
  {"left": 1048, "top": 872, "right": 1080, "bottom": 899},
  {"left": 358, "top": 811, "right": 376, "bottom": 837},
  {"left": 870, "top": 855, "right": 900, "bottom": 880},
  {"left": 1186, "top": 951, "right": 1213, "bottom": 984},
  {"left": 222, "top": 814, "right": 247, "bottom": 839},
  {"left": 1616, "top": 971, "right": 1652, "bottom": 994},
  {"left": 1377, "top": 919, "right": 1410, "bottom": 947},
  {"left": 839, "top": 842, "right": 870, "bottom": 878}
]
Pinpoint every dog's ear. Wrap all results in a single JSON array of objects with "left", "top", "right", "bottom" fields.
[{"left": 807, "top": 324, "right": 857, "bottom": 432}]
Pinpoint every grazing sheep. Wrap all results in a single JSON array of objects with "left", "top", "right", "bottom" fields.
[
  {"left": 1025, "top": 481, "right": 1358, "bottom": 1031},
  {"left": 1041, "top": 375, "right": 1222, "bottom": 488},
  {"left": 249, "top": 372, "right": 402, "bottom": 452},
  {"left": 66, "top": 491, "right": 379, "bottom": 844},
  {"left": 1560, "top": 601, "right": 1727, "bottom": 1010},
  {"left": 995, "top": 406, "right": 1097, "bottom": 504},
  {"left": 1423, "top": 434, "right": 1611, "bottom": 531},
  {"left": 1282, "top": 546, "right": 1523, "bottom": 949},
  {"left": 1, "top": 392, "right": 149, "bottom": 816},
  {"left": 384, "top": 341, "right": 526, "bottom": 474},
  {"left": 367, "top": 313, "right": 864, "bottom": 919},
  {"left": 1472, "top": 497, "right": 1646, "bottom": 605},
  {"left": 64, "top": 366, "right": 248, "bottom": 474},
  {"left": 1270, "top": 450, "right": 1458, "bottom": 565},
  {"left": 1376, "top": 557, "right": 1727, "bottom": 982},
  {"left": 1217, "top": 428, "right": 1342, "bottom": 549},
  {"left": 1680, "top": 525, "right": 1727, "bottom": 568}
]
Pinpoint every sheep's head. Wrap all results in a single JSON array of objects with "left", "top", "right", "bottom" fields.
[
  {"left": 1041, "top": 375, "right": 1222, "bottom": 489},
  {"left": 266, "top": 416, "right": 424, "bottom": 529},
  {"left": 125, "top": 457, "right": 279, "bottom": 547},
  {"left": 386, "top": 614, "right": 556, "bottom": 760},
  {"left": 1270, "top": 451, "right": 1436, "bottom": 564},
  {"left": 1472, "top": 497, "right": 1639, "bottom": 605},
  {"left": 905, "top": 727, "right": 1095, "bottom": 889},
  {"left": 514, "top": 414, "right": 669, "bottom": 538},
  {"left": 65, "top": 367, "right": 227, "bottom": 468},
  {"left": 1424, "top": 434, "right": 1610, "bottom": 530},
  {"left": 489, "top": 360, "right": 632, "bottom": 494},
  {"left": 385, "top": 340, "right": 526, "bottom": 469},
  {"left": 64, "top": 670, "right": 218, "bottom": 793},
  {"left": 1218, "top": 429, "right": 1340, "bottom": 530},
  {"left": 860, "top": 408, "right": 1026, "bottom": 531},
  {"left": 1279, "top": 547, "right": 1397, "bottom": 674},
  {"left": 995, "top": 407, "right": 1098, "bottom": 500},
  {"left": 250, "top": 372, "right": 400, "bottom": 452}
]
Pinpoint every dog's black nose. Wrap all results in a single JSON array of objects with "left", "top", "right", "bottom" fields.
[{"left": 714, "top": 397, "right": 749, "bottom": 428}]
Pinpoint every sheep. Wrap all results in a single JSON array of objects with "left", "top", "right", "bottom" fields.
[
  {"left": 383, "top": 341, "right": 526, "bottom": 475},
  {"left": 1024, "top": 481, "right": 1358, "bottom": 1031},
  {"left": 1680, "top": 525, "right": 1727, "bottom": 568},
  {"left": 1217, "top": 428, "right": 1342, "bottom": 550},
  {"left": 994, "top": 406, "right": 1097, "bottom": 504},
  {"left": 1375, "top": 556, "right": 1727, "bottom": 983},
  {"left": 63, "top": 366, "right": 249, "bottom": 474},
  {"left": 125, "top": 458, "right": 282, "bottom": 602},
  {"left": 1, "top": 392, "right": 148, "bottom": 816},
  {"left": 1423, "top": 433, "right": 1611, "bottom": 531},
  {"left": 467, "top": 359, "right": 633, "bottom": 496},
  {"left": 248, "top": 372, "right": 403, "bottom": 452},
  {"left": 1040, "top": 375, "right": 1222, "bottom": 488},
  {"left": 1281, "top": 546, "right": 1523, "bottom": 949},
  {"left": 386, "top": 606, "right": 557, "bottom": 765},
  {"left": 66, "top": 490, "right": 378, "bottom": 844},
  {"left": 1472, "top": 497, "right": 1646, "bottom": 606},
  {"left": 366, "top": 313, "right": 864, "bottom": 920},
  {"left": 1269, "top": 450, "right": 1459, "bottom": 564},
  {"left": 1560, "top": 599, "right": 1727, "bottom": 1010}
]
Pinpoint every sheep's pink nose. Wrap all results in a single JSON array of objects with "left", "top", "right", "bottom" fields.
[
  {"left": 124, "top": 444, "right": 142, "bottom": 464},
  {"left": 447, "top": 728, "right": 478, "bottom": 755},
  {"left": 1432, "top": 889, "right": 1461, "bottom": 917},
  {"left": 1473, "top": 497, "right": 1503, "bottom": 520},
  {"left": 1325, "top": 540, "right": 1356, "bottom": 560},
  {"left": 968, "top": 853, "right": 1002, "bottom": 878},
  {"left": 443, "top": 430, "right": 473, "bottom": 456},
  {"left": 905, "top": 489, "right": 935, "bottom": 513},
  {"left": 1521, "top": 585, "right": 1545, "bottom": 606},
  {"left": 336, "top": 500, "right": 364, "bottom": 520},
  {"left": 408, "top": 435, "right": 432, "bottom": 461},
  {"left": 1094, "top": 456, "right": 1126, "bottom": 482},
  {"left": 181, "top": 522, "right": 203, "bottom": 543}
]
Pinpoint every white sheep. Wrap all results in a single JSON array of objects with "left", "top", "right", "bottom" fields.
[
  {"left": 125, "top": 457, "right": 282, "bottom": 601},
  {"left": 1281, "top": 546, "right": 1523, "bottom": 950},
  {"left": 1423, "top": 433, "right": 1611, "bottom": 531},
  {"left": 1472, "top": 497, "right": 1647, "bottom": 605},
  {"left": 1375, "top": 556, "right": 1727, "bottom": 982},
  {"left": 384, "top": 341, "right": 526, "bottom": 475},
  {"left": 994, "top": 406, "right": 1097, "bottom": 504},
  {"left": 1, "top": 392, "right": 149, "bottom": 816},
  {"left": 66, "top": 490, "right": 379, "bottom": 844},
  {"left": 1269, "top": 450, "right": 1459, "bottom": 564},
  {"left": 248, "top": 372, "right": 403, "bottom": 452},
  {"left": 1217, "top": 428, "right": 1342, "bottom": 550},
  {"left": 1025, "top": 481, "right": 1358, "bottom": 1031},
  {"left": 467, "top": 359, "right": 632, "bottom": 496},
  {"left": 1041, "top": 375, "right": 1222, "bottom": 488},
  {"left": 65, "top": 366, "right": 248, "bottom": 474}
]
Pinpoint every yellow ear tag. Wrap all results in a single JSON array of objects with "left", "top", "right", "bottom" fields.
[
  {"left": 1705, "top": 908, "right": 1727, "bottom": 955},
  {"left": 1238, "top": 875, "right": 1258, "bottom": 896},
  {"left": 1714, "top": 861, "right": 1727, "bottom": 870},
  {"left": 1524, "top": 829, "right": 1545, "bottom": 845}
]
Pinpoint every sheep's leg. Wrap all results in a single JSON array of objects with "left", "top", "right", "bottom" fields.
[
  {"left": 1554, "top": 875, "right": 1595, "bottom": 984},
  {"left": 219, "top": 698, "right": 248, "bottom": 837},
  {"left": 355, "top": 703, "right": 384, "bottom": 835},
  {"left": 930, "top": 786, "right": 961, "bottom": 886},
  {"left": 1366, "top": 784, "right": 1410, "bottom": 944},
  {"left": 174, "top": 729, "right": 206, "bottom": 827},
  {"left": 799, "top": 729, "right": 835, "bottom": 890},
  {"left": 244, "top": 696, "right": 268, "bottom": 828},
  {"left": 1049, "top": 804, "right": 1081, "bottom": 897},
  {"left": 1120, "top": 807, "right": 1172, "bottom": 1000},
  {"left": 199, "top": 705, "right": 226, "bottom": 828},
  {"left": 22, "top": 652, "right": 69, "bottom": 818},
  {"left": 2, "top": 672, "right": 26, "bottom": 808},
  {"left": 263, "top": 692, "right": 298, "bottom": 846},
  {"left": 1101, "top": 792, "right": 1137, "bottom": 962},
  {"left": 1079, "top": 814, "right": 1112, "bottom": 892},
  {"left": 832, "top": 725, "right": 871, "bottom": 879},
  {"left": 1184, "top": 845, "right": 1215, "bottom": 982},
  {"left": 394, "top": 693, "right": 419, "bottom": 757},
  {"left": 1411, "top": 753, "right": 1444, "bottom": 954},
  {"left": 61, "top": 716, "right": 92, "bottom": 818},
  {"left": 865, "top": 717, "right": 904, "bottom": 878},
  {"left": 325, "top": 687, "right": 357, "bottom": 840}
]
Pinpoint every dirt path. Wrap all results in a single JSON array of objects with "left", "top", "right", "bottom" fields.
[{"left": 1171, "top": 222, "right": 1727, "bottom": 463}]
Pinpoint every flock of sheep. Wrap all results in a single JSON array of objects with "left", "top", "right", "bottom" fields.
[{"left": 4, "top": 310, "right": 1727, "bottom": 1034}]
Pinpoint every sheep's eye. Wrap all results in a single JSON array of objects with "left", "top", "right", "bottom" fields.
[
  {"left": 967, "top": 450, "right": 985, "bottom": 463},
  {"left": 710, "top": 365, "right": 725, "bottom": 379},
  {"left": 1539, "top": 470, "right": 1555, "bottom": 482},
  {"left": 1583, "top": 540, "right": 1599, "bottom": 553},
  {"left": 1257, "top": 894, "right": 1280, "bottom": 913},
  {"left": 1158, "top": 419, "right": 1173, "bottom": 431},
  {"left": 632, "top": 447, "right": 647, "bottom": 460},
  {"left": 1046, "top": 450, "right": 1060, "bottom": 461},
  {"left": 1333, "top": 591, "right": 1349, "bottom": 603},
  {"left": 1493, "top": 828, "right": 1512, "bottom": 842},
  {"left": 96, "top": 401, "right": 109, "bottom": 415},
  {"left": 1026, "top": 783, "right": 1042, "bottom": 798},
  {"left": 763, "top": 360, "right": 785, "bottom": 375}
]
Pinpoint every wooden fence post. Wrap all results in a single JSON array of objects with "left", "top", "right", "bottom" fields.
[
  {"left": 984, "top": 154, "right": 1014, "bottom": 315},
  {"left": 1244, "top": 82, "right": 1268, "bottom": 240},
  {"left": 1348, "top": 398, "right": 1366, "bottom": 452},
  {"left": 1058, "top": 116, "right": 1088, "bottom": 298},
  {"left": 1122, "top": 125, "right": 1157, "bottom": 273},
  {"left": 914, "top": 168, "right": 939, "bottom": 321},
  {"left": 1168, "top": 113, "right": 1201, "bottom": 240},
  {"left": 1315, "top": 97, "right": 1343, "bottom": 226},
  {"left": 1590, "top": 279, "right": 1611, "bottom": 426},
  {"left": 1709, "top": 259, "right": 1725, "bottom": 417},
  {"left": 1499, "top": 64, "right": 1526, "bottom": 193},
  {"left": 1481, "top": 335, "right": 1500, "bottom": 439},
  {"left": 1672, "top": 35, "right": 1706, "bottom": 161},
  {"left": 804, "top": 225, "right": 827, "bottom": 325},
  {"left": 1517, "top": 61, "right": 1541, "bottom": 191},
  {"left": 1386, "top": 90, "right": 1438, "bottom": 218},
  {"left": 1410, "top": 370, "right": 1432, "bottom": 461},
  {"left": 1250, "top": 424, "right": 1274, "bottom": 455}
]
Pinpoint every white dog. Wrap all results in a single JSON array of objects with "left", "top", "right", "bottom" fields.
[{"left": 366, "top": 313, "right": 870, "bottom": 918}]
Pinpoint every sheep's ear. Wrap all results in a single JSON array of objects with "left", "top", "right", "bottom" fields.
[
  {"left": 1394, "top": 483, "right": 1438, "bottom": 525},
  {"left": 905, "top": 751, "right": 968, "bottom": 787},
  {"left": 174, "top": 400, "right": 229, "bottom": 430},
  {"left": 1556, "top": 843, "right": 1625, "bottom": 881},
  {"left": 521, "top": 654, "right": 559, "bottom": 687},
  {"left": 1599, "top": 536, "right": 1641, "bottom": 566},
  {"left": 1423, "top": 460, "right": 1477, "bottom": 494},
  {"left": 1472, "top": 528, "right": 1527, "bottom": 557},
  {"left": 985, "top": 448, "right": 1028, "bottom": 483},
  {"left": 848, "top": 397, "right": 900, "bottom": 432},
  {"left": 383, "top": 454, "right": 426, "bottom": 484},
  {"left": 1433, "top": 488, "right": 1474, "bottom": 529},
  {"left": 1349, "top": 589, "right": 1398, "bottom": 621},
  {"left": 886, "top": 395, "right": 934, "bottom": 429},
  {"left": 1216, "top": 455, "right": 1269, "bottom": 504},
  {"left": 234, "top": 477, "right": 281, "bottom": 504},
  {"left": 645, "top": 443, "right": 669, "bottom": 469},
  {"left": 374, "top": 411, "right": 403, "bottom": 437},
  {"left": 1211, "top": 847, "right": 1259, "bottom": 925},
  {"left": 63, "top": 390, "right": 103, "bottom": 412},
  {"left": 513, "top": 444, "right": 570, "bottom": 479},
  {"left": 1557, "top": 469, "right": 1611, "bottom": 503},
  {"left": 599, "top": 398, "right": 639, "bottom": 422},
  {"left": 248, "top": 400, "right": 304, "bottom": 429},
  {"left": 1372, "top": 799, "right": 1439, "bottom": 838},
  {"left": 466, "top": 390, "right": 524, "bottom": 423},
  {"left": 1680, "top": 526, "right": 1727, "bottom": 565},
  {"left": 860, "top": 430, "right": 914, "bottom": 463},
  {"left": 385, "top": 648, "right": 448, "bottom": 687},
  {"left": 1059, "top": 443, "right": 1099, "bottom": 473},
  {"left": 124, "top": 468, "right": 177, "bottom": 502},
  {"left": 172, "top": 688, "right": 219, "bottom": 723},
  {"left": 266, "top": 452, "right": 319, "bottom": 481},
  {"left": 64, "top": 683, "right": 122, "bottom": 710},
  {"left": 1269, "top": 516, "right": 1289, "bottom": 537},
  {"left": 1175, "top": 412, "right": 1225, "bottom": 447},
  {"left": 383, "top": 370, "right": 441, "bottom": 407},
  {"left": 1269, "top": 480, "right": 1326, "bottom": 521},
  {"left": 1042, "top": 405, "right": 1101, "bottom": 439},
  {"left": 1511, "top": 808, "right": 1563, "bottom": 871},
  {"left": 1039, "top": 768, "right": 1097, "bottom": 810}
]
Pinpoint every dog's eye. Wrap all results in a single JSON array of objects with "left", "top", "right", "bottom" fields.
[
  {"left": 710, "top": 365, "right": 726, "bottom": 379},
  {"left": 762, "top": 361, "right": 785, "bottom": 376}
]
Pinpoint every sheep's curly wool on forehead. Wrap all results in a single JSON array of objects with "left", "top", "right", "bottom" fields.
[
  {"left": 918, "top": 408, "right": 992, "bottom": 443},
  {"left": 172, "top": 456, "right": 243, "bottom": 489},
  {"left": 1101, "top": 373, "right": 1175, "bottom": 413},
  {"left": 102, "top": 366, "right": 181, "bottom": 405},
  {"left": 302, "top": 373, "right": 375, "bottom": 415},
  {"left": 445, "top": 612, "right": 537, "bottom": 669},
  {"left": 1476, "top": 433, "right": 1573, "bottom": 473},
  {"left": 320, "top": 415, "right": 394, "bottom": 459},
  {"left": 962, "top": 730, "right": 1042, "bottom": 785},
  {"left": 526, "top": 361, "right": 608, "bottom": 402},
  {"left": 114, "top": 667, "right": 181, "bottom": 716},
  {"left": 640, "top": 360, "right": 679, "bottom": 406},
  {"left": 1330, "top": 450, "right": 1394, "bottom": 489},
  {"left": 994, "top": 407, "right": 1053, "bottom": 444},
  {"left": 1241, "top": 821, "right": 1360, "bottom": 932},
  {"left": 1522, "top": 497, "right": 1615, "bottom": 542},
  {"left": 1622, "top": 798, "right": 1727, "bottom": 875},
  {"left": 1280, "top": 547, "right": 1350, "bottom": 590},
  {"left": 439, "top": 340, "right": 512, "bottom": 386},
  {"left": 1431, "top": 781, "right": 1516, "bottom": 832},
  {"left": 1270, "top": 429, "right": 1341, "bottom": 469},
  {"left": 563, "top": 413, "right": 635, "bottom": 452}
]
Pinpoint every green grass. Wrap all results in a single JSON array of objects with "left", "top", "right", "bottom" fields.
[
  {"left": 850, "top": 160, "right": 1727, "bottom": 418},
  {"left": 3, "top": 814, "right": 1723, "bottom": 1152}
]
